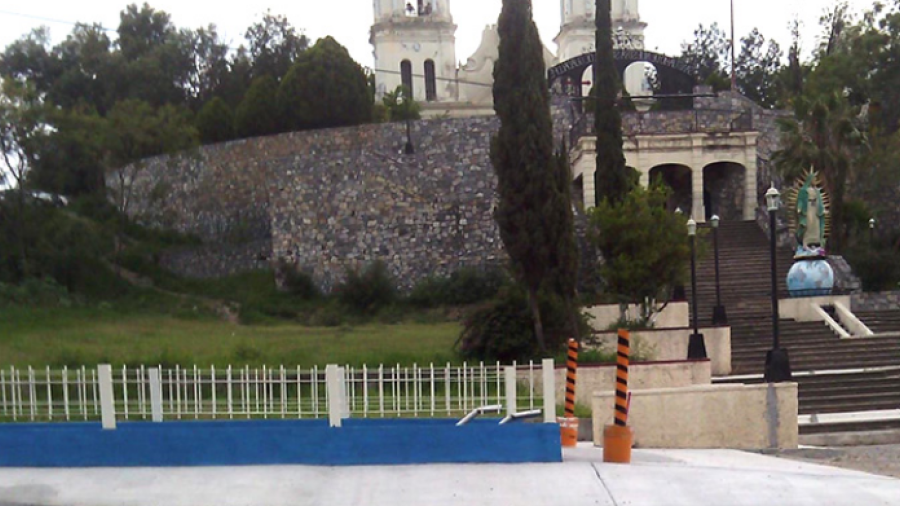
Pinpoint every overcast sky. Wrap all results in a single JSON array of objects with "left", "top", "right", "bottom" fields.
[{"left": 0, "top": 0, "right": 877, "bottom": 69}]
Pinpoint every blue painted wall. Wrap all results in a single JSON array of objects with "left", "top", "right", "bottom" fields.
[{"left": 0, "top": 419, "right": 562, "bottom": 467}]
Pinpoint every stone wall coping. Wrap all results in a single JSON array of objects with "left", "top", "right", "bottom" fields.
[
  {"left": 552, "top": 358, "right": 710, "bottom": 370},
  {"left": 590, "top": 325, "right": 729, "bottom": 335}
]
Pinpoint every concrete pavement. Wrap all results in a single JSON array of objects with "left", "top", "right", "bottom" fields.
[{"left": 2, "top": 444, "right": 900, "bottom": 506}]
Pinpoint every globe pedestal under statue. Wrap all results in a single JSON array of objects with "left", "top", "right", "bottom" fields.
[{"left": 787, "top": 250, "right": 834, "bottom": 297}]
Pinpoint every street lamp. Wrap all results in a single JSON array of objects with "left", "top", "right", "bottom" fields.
[
  {"left": 764, "top": 184, "right": 791, "bottom": 382},
  {"left": 869, "top": 217, "right": 876, "bottom": 244},
  {"left": 404, "top": 116, "right": 415, "bottom": 155},
  {"left": 711, "top": 215, "right": 727, "bottom": 325},
  {"left": 401, "top": 88, "right": 415, "bottom": 155},
  {"left": 687, "top": 217, "right": 707, "bottom": 359}
]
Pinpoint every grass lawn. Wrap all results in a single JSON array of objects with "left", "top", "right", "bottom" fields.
[{"left": 0, "top": 306, "right": 462, "bottom": 368}]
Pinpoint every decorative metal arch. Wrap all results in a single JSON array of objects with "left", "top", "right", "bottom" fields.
[{"left": 547, "top": 50, "right": 696, "bottom": 109}]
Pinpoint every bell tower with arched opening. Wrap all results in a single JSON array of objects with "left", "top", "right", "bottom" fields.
[
  {"left": 370, "top": 0, "right": 457, "bottom": 103},
  {"left": 555, "top": 0, "right": 648, "bottom": 62}
]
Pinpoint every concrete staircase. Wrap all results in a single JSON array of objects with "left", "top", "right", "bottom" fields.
[
  {"left": 854, "top": 310, "right": 900, "bottom": 335},
  {"left": 687, "top": 220, "right": 794, "bottom": 326},
  {"left": 689, "top": 221, "right": 900, "bottom": 434}
]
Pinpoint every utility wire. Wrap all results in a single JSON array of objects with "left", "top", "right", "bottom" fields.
[
  {"left": 0, "top": 9, "right": 116, "bottom": 33},
  {"left": 368, "top": 66, "right": 494, "bottom": 88}
]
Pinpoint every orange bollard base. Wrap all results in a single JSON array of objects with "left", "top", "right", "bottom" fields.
[
  {"left": 602, "top": 424, "right": 634, "bottom": 464},
  {"left": 559, "top": 417, "right": 578, "bottom": 447}
]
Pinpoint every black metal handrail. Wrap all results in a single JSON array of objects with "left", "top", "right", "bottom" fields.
[{"left": 570, "top": 109, "right": 756, "bottom": 144}]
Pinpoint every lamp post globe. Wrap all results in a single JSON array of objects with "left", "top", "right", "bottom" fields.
[
  {"left": 686, "top": 218, "right": 707, "bottom": 359},
  {"left": 764, "top": 184, "right": 791, "bottom": 382}
]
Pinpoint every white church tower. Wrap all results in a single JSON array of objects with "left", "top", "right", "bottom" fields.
[
  {"left": 555, "top": 0, "right": 648, "bottom": 62},
  {"left": 370, "top": 0, "right": 458, "bottom": 103}
]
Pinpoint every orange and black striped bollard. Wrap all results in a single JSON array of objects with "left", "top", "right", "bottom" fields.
[
  {"left": 603, "top": 328, "right": 634, "bottom": 463},
  {"left": 614, "top": 329, "right": 630, "bottom": 426},
  {"left": 560, "top": 338, "right": 579, "bottom": 447},
  {"left": 564, "top": 338, "right": 578, "bottom": 418}
]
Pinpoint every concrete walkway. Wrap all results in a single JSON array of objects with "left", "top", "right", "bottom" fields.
[{"left": 2, "top": 444, "right": 900, "bottom": 506}]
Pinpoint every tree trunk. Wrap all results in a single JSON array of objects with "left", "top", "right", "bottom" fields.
[
  {"left": 528, "top": 289, "right": 546, "bottom": 352},
  {"left": 566, "top": 295, "right": 582, "bottom": 344},
  {"left": 14, "top": 190, "right": 28, "bottom": 279}
]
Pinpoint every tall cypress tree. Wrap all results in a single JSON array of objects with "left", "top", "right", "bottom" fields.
[
  {"left": 491, "top": 0, "right": 565, "bottom": 351},
  {"left": 594, "top": 0, "right": 630, "bottom": 205},
  {"left": 547, "top": 142, "right": 583, "bottom": 340}
]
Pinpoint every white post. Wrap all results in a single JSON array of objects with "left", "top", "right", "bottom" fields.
[
  {"left": 339, "top": 366, "right": 349, "bottom": 419},
  {"left": 325, "top": 364, "right": 342, "bottom": 428},
  {"left": 542, "top": 359, "right": 556, "bottom": 423},
  {"left": 97, "top": 364, "right": 116, "bottom": 430},
  {"left": 504, "top": 366, "right": 516, "bottom": 417},
  {"left": 148, "top": 367, "right": 163, "bottom": 422}
]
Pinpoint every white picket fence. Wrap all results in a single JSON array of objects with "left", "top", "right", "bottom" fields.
[{"left": 0, "top": 360, "right": 556, "bottom": 425}]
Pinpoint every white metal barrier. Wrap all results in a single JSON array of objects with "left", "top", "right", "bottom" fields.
[{"left": 0, "top": 360, "right": 557, "bottom": 426}]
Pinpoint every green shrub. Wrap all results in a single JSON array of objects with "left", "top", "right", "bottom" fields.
[
  {"left": 844, "top": 245, "right": 900, "bottom": 291},
  {"left": 408, "top": 267, "right": 507, "bottom": 308},
  {"left": 306, "top": 300, "right": 351, "bottom": 327},
  {"left": 335, "top": 261, "right": 397, "bottom": 315},
  {"left": 0, "top": 278, "right": 76, "bottom": 307},
  {"left": 277, "top": 260, "right": 321, "bottom": 300},
  {"left": 456, "top": 287, "right": 539, "bottom": 362},
  {"left": 456, "top": 285, "right": 583, "bottom": 363}
]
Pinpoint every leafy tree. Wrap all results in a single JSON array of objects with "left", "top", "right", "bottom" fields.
[
  {"left": 776, "top": 18, "right": 806, "bottom": 106},
  {"left": 734, "top": 29, "right": 782, "bottom": 108},
  {"left": 277, "top": 37, "right": 372, "bottom": 131},
  {"left": 103, "top": 99, "right": 199, "bottom": 218},
  {"left": 0, "top": 79, "right": 49, "bottom": 277},
  {"left": 218, "top": 48, "right": 254, "bottom": 110},
  {"left": 235, "top": 75, "right": 282, "bottom": 138},
  {"left": 589, "top": 184, "right": 690, "bottom": 321},
  {"left": 178, "top": 25, "right": 231, "bottom": 109},
  {"left": 0, "top": 27, "right": 59, "bottom": 93},
  {"left": 593, "top": 0, "right": 631, "bottom": 206},
  {"left": 491, "top": 0, "right": 575, "bottom": 351},
  {"left": 196, "top": 97, "right": 235, "bottom": 144},
  {"left": 381, "top": 85, "right": 421, "bottom": 121},
  {"left": 245, "top": 11, "right": 309, "bottom": 81},
  {"left": 773, "top": 92, "right": 867, "bottom": 252},
  {"left": 29, "top": 107, "right": 108, "bottom": 196},
  {"left": 51, "top": 24, "right": 116, "bottom": 114},
  {"left": 679, "top": 23, "right": 731, "bottom": 89},
  {"left": 117, "top": 3, "right": 176, "bottom": 61}
]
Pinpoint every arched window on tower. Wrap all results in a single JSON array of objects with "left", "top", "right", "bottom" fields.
[
  {"left": 401, "top": 60, "right": 413, "bottom": 98},
  {"left": 424, "top": 60, "right": 437, "bottom": 101}
]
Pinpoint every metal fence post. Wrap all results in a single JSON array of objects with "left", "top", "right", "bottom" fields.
[
  {"left": 504, "top": 366, "right": 516, "bottom": 417},
  {"left": 148, "top": 367, "right": 163, "bottom": 422},
  {"left": 325, "top": 364, "right": 342, "bottom": 428},
  {"left": 541, "top": 358, "right": 556, "bottom": 423},
  {"left": 97, "top": 364, "right": 116, "bottom": 430}
]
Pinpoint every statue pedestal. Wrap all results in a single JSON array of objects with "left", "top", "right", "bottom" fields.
[{"left": 786, "top": 256, "right": 834, "bottom": 297}]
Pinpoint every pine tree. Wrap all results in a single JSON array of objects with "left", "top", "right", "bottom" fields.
[
  {"left": 593, "top": 0, "right": 630, "bottom": 205},
  {"left": 196, "top": 97, "right": 235, "bottom": 144},
  {"left": 235, "top": 76, "right": 281, "bottom": 139},
  {"left": 492, "top": 0, "right": 577, "bottom": 350}
]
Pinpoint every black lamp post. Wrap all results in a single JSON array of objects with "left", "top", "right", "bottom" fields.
[
  {"left": 404, "top": 117, "right": 415, "bottom": 155},
  {"left": 711, "top": 215, "right": 727, "bottom": 325},
  {"left": 687, "top": 217, "right": 707, "bottom": 359},
  {"left": 764, "top": 185, "right": 791, "bottom": 382},
  {"left": 401, "top": 88, "right": 415, "bottom": 155}
]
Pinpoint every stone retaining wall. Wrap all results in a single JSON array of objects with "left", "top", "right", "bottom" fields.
[
  {"left": 160, "top": 240, "right": 271, "bottom": 280},
  {"left": 852, "top": 290, "right": 900, "bottom": 311}
]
